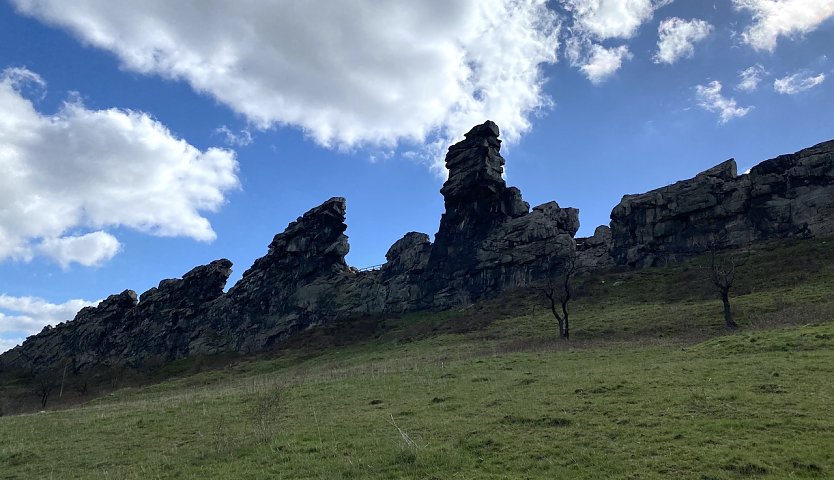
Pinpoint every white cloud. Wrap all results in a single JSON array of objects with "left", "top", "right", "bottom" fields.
[
  {"left": 0, "top": 294, "right": 97, "bottom": 353},
  {"left": 774, "top": 71, "right": 826, "bottom": 93},
  {"left": 0, "top": 295, "right": 94, "bottom": 330},
  {"left": 561, "top": 0, "right": 662, "bottom": 39},
  {"left": 733, "top": 0, "right": 834, "bottom": 51},
  {"left": 737, "top": 64, "right": 767, "bottom": 91},
  {"left": 0, "top": 67, "right": 240, "bottom": 267},
  {"left": 38, "top": 232, "right": 122, "bottom": 268},
  {"left": 578, "top": 44, "right": 633, "bottom": 84},
  {"left": 696, "top": 80, "right": 753, "bottom": 123},
  {"left": 564, "top": 36, "right": 585, "bottom": 65},
  {"left": 215, "top": 126, "right": 254, "bottom": 147},
  {"left": 560, "top": 1, "right": 669, "bottom": 83},
  {"left": 653, "top": 17, "right": 713, "bottom": 64},
  {"left": 0, "top": 336, "right": 25, "bottom": 354},
  {"left": 2, "top": 66, "right": 47, "bottom": 98},
  {"left": 11, "top": 0, "right": 561, "bottom": 170}
]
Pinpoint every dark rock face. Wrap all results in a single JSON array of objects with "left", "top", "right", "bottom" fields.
[
  {"left": 576, "top": 225, "right": 613, "bottom": 270},
  {"left": 432, "top": 121, "right": 532, "bottom": 270},
  {"left": 426, "top": 121, "right": 578, "bottom": 307},
  {"left": 0, "top": 259, "right": 231, "bottom": 376},
  {"left": 0, "top": 121, "right": 579, "bottom": 377},
  {"left": 610, "top": 140, "right": 834, "bottom": 267},
  {"left": 221, "top": 198, "right": 354, "bottom": 344}
]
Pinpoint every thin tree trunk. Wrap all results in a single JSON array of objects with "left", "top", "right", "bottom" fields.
[
  {"left": 548, "top": 294, "right": 566, "bottom": 339},
  {"left": 59, "top": 363, "right": 67, "bottom": 398},
  {"left": 561, "top": 302, "right": 570, "bottom": 340},
  {"left": 721, "top": 290, "right": 737, "bottom": 330}
]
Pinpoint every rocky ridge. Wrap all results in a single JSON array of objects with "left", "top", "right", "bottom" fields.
[
  {"left": 0, "top": 121, "right": 578, "bottom": 377},
  {"left": 3, "top": 127, "right": 833, "bottom": 379}
]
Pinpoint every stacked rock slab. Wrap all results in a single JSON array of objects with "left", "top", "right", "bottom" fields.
[
  {"left": 610, "top": 140, "right": 834, "bottom": 267},
  {"left": 0, "top": 121, "right": 579, "bottom": 377}
]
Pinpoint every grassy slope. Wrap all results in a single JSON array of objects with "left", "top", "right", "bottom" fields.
[{"left": 1, "top": 239, "right": 833, "bottom": 479}]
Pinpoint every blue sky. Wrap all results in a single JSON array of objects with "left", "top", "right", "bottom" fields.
[{"left": 1, "top": 0, "right": 832, "bottom": 352}]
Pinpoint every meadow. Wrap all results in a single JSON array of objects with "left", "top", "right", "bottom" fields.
[{"left": 1, "top": 239, "right": 833, "bottom": 479}]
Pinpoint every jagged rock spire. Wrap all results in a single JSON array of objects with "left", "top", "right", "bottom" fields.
[{"left": 432, "top": 120, "right": 530, "bottom": 268}]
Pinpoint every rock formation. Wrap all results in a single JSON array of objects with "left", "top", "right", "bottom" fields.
[
  {"left": 0, "top": 121, "right": 579, "bottom": 377},
  {"left": 5, "top": 124, "right": 832, "bottom": 379},
  {"left": 424, "top": 121, "right": 578, "bottom": 307},
  {"left": 610, "top": 139, "right": 834, "bottom": 267},
  {"left": 0, "top": 260, "right": 232, "bottom": 376}
]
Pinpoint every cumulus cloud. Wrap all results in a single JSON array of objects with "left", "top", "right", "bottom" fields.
[
  {"left": 733, "top": 0, "right": 834, "bottom": 51},
  {"left": 774, "top": 71, "right": 826, "bottom": 93},
  {"left": 11, "top": 0, "right": 561, "bottom": 170},
  {"left": 653, "top": 17, "right": 713, "bottom": 64},
  {"left": 561, "top": 0, "right": 665, "bottom": 39},
  {"left": 696, "top": 81, "right": 753, "bottom": 123},
  {"left": 0, "top": 67, "right": 240, "bottom": 267},
  {"left": 0, "top": 294, "right": 97, "bottom": 353},
  {"left": 577, "top": 44, "right": 633, "bottom": 84},
  {"left": 737, "top": 64, "right": 767, "bottom": 91},
  {"left": 37, "top": 232, "right": 122, "bottom": 268}
]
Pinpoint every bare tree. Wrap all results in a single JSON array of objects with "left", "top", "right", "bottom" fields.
[
  {"left": 543, "top": 256, "right": 577, "bottom": 340},
  {"left": 35, "top": 376, "right": 57, "bottom": 409},
  {"left": 707, "top": 246, "right": 739, "bottom": 330}
]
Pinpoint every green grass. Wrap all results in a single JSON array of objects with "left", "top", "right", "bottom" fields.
[{"left": 2, "top": 238, "right": 834, "bottom": 479}]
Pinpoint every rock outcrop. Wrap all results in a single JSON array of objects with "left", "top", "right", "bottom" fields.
[
  {"left": 610, "top": 140, "right": 834, "bottom": 267},
  {"left": 7, "top": 123, "right": 831, "bottom": 380},
  {"left": 424, "top": 121, "right": 578, "bottom": 307},
  {"left": 0, "top": 259, "right": 232, "bottom": 376},
  {"left": 0, "top": 121, "right": 579, "bottom": 378},
  {"left": 218, "top": 197, "right": 358, "bottom": 352}
]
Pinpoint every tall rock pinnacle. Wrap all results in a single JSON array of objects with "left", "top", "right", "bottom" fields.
[{"left": 432, "top": 120, "right": 530, "bottom": 268}]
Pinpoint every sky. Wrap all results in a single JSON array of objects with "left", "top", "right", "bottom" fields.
[{"left": 0, "top": 0, "right": 832, "bottom": 352}]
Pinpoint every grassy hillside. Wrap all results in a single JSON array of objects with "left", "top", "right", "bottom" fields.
[{"left": 1, "top": 238, "right": 833, "bottom": 479}]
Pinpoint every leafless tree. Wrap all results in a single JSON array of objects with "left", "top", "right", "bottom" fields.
[
  {"left": 543, "top": 256, "right": 577, "bottom": 340},
  {"left": 35, "top": 376, "right": 57, "bottom": 409},
  {"left": 706, "top": 245, "right": 740, "bottom": 330}
]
